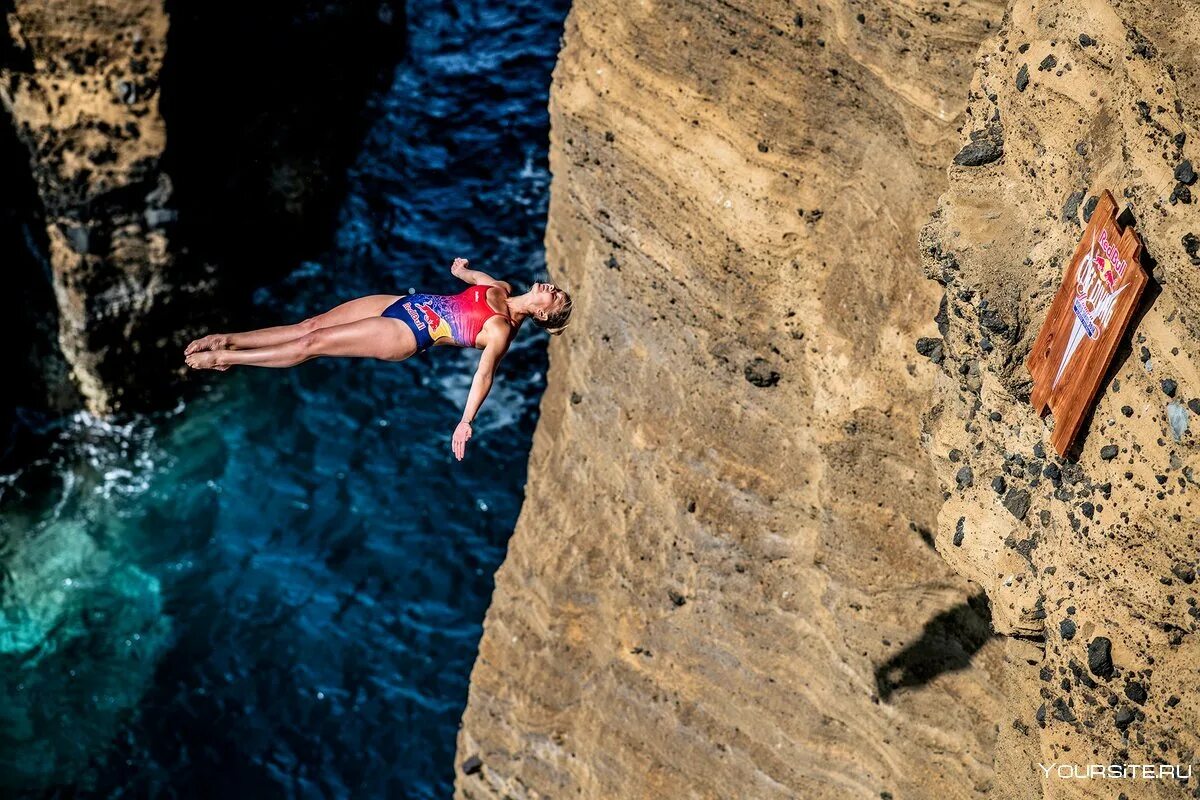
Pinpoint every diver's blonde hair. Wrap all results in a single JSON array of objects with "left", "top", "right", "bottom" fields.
[{"left": 534, "top": 287, "right": 574, "bottom": 336}]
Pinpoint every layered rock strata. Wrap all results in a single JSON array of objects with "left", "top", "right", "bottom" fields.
[
  {"left": 920, "top": 1, "right": 1200, "bottom": 796},
  {"left": 456, "top": 1, "right": 1017, "bottom": 797}
]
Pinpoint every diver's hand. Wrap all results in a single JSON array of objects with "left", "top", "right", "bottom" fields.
[
  {"left": 450, "top": 257, "right": 469, "bottom": 274},
  {"left": 452, "top": 420, "right": 473, "bottom": 461}
]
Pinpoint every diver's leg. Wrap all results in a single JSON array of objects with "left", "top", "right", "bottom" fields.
[
  {"left": 185, "top": 295, "right": 401, "bottom": 354},
  {"left": 186, "top": 317, "right": 417, "bottom": 370}
]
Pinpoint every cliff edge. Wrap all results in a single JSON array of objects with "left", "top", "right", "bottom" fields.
[{"left": 456, "top": 1, "right": 1015, "bottom": 797}]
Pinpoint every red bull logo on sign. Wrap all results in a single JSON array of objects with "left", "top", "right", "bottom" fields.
[
  {"left": 1095, "top": 228, "right": 1128, "bottom": 290},
  {"left": 1026, "top": 189, "right": 1148, "bottom": 456},
  {"left": 1058, "top": 228, "right": 1130, "bottom": 387}
]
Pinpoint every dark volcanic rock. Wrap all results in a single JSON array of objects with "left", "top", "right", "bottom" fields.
[
  {"left": 1184, "top": 232, "right": 1200, "bottom": 265},
  {"left": 1100, "top": 445, "right": 1119, "bottom": 460},
  {"left": 1059, "top": 619, "right": 1076, "bottom": 640},
  {"left": 1002, "top": 488, "right": 1031, "bottom": 520},
  {"left": 745, "top": 358, "right": 781, "bottom": 387},
  {"left": 916, "top": 336, "right": 944, "bottom": 363},
  {"left": 956, "top": 466, "right": 974, "bottom": 489},
  {"left": 1171, "top": 563, "right": 1196, "bottom": 584},
  {"left": 1082, "top": 195, "right": 1099, "bottom": 221},
  {"left": 1176, "top": 160, "right": 1196, "bottom": 185},
  {"left": 953, "top": 125, "right": 1004, "bottom": 167},
  {"left": 1087, "top": 637, "right": 1114, "bottom": 679},
  {"left": 1061, "top": 189, "right": 1085, "bottom": 221},
  {"left": 1015, "top": 64, "right": 1030, "bottom": 92},
  {"left": 1124, "top": 681, "right": 1147, "bottom": 704},
  {"left": 1052, "top": 696, "right": 1075, "bottom": 722}
]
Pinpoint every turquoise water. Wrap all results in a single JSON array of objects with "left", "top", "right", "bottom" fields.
[{"left": 0, "top": 2, "right": 568, "bottom": 796}]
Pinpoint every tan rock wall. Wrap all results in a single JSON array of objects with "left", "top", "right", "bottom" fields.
[
  {"left": 920, "top": 0, "right": 1200, "bottom": 796},
  {"left": 456, "top": 1, "right": 1015, "bottom": 797}
]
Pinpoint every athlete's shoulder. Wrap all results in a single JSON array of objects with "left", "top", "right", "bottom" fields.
[{"left": 482, "top": 281, "right": 513, "bottom": 295}]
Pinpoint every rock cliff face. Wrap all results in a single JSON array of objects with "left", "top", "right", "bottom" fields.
[
  {"left": 0, "top": 0, "right": 403, "bottom": 414},
  {"left": 920, "top": 1, "right": 1200, "bottom": 796},
  {"left": 456, "top": 1, "right": 1017, "bottom": 797},
  {"left": 2, "top": 0, "right": 176, "bottom": 414}
]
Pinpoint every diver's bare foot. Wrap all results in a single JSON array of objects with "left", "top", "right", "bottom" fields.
[
  {"left": 184, "top": 333, "right": 230, "bottom": 355},
  {"left": 185, "top": 351, "right": 229, "bottom": 371}
]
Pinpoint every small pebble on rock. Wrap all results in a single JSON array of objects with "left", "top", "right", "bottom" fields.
[
  {"left": 1176, "top": 160, "right": 1196, "bottom": 185},
  {"left": 1167, "top": 400, "right": 1188, "bottom": 441},
  {"left": 956, "top": 466, "right": 974, "bottom": 489}
]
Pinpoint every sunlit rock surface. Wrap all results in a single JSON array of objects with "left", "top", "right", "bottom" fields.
[
  {"left": 455, "top": 1, "right": 1019, "bottom": 797},
  {"left": 920, "top": 1, "right": 1200, "bottom": 796}
]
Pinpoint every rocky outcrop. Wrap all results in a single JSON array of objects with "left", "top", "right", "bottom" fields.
[
  {"left": 0, "top": 0, "right": 404, "bottom": 414},
  {"left": 920, "top": 1, "right": 1199, "bottom": 795},
  {"left": 456, "top": 1, "right": 1015, "bottom": 797},
  {"left": 1, "top": 0, "right": 177, "bottom": 414}
]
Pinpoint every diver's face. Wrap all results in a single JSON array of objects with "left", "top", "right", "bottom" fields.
[{"left": 532, "top": 282, "right": 565, "bottom": 316}]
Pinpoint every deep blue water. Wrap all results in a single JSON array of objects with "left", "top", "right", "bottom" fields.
[{"left": 0, "top": 2, "right": 569, "bottom": 796}]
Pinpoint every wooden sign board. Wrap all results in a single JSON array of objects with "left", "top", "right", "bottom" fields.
[{"left": 1027, "top": 190, "right": 1148, "bottom": 456}]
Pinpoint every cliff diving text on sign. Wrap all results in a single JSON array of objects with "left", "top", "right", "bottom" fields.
[{"left": 1027, "top": 190, "right": 1149, "bottom": 456}]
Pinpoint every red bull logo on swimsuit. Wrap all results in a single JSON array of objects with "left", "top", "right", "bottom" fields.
[
  {"left": 416, "top": 303, "right": 453, "bottom": 342},
  {"left": 401, "top": 301, "right": 426, "bottom": 331}
]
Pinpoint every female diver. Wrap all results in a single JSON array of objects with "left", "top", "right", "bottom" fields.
[{"left": 183, "top": 258, "right": 573, "bottom": 461}]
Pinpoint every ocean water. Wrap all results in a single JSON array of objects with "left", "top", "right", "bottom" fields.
[{"left": 0, "top": 2, "right": 569, "bottom": 797}]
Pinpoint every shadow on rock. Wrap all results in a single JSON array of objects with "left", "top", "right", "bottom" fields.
[{"left": 874, "top": 591, "right": 995, "bottom": 701}]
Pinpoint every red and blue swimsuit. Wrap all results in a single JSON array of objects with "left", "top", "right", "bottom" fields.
[{"left": 381, "top": 284, "right": 513, "bottom": 352}]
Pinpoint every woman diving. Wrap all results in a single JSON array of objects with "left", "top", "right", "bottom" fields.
[{"left": 183, "top": 258, "right": 574, "bottom": 461}]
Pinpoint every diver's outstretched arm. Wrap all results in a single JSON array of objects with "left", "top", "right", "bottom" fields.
[
  {"left": 452, "top": 339, "right": 509, "bottom": 461},
  {"left": 450, "top": 257, "right": 513, "bottom": 293}
]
